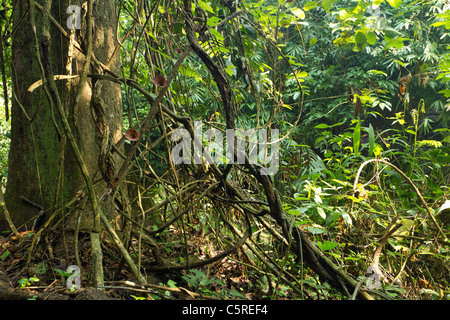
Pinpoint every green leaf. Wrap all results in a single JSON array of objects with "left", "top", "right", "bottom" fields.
[
  {"left": 367, "top": 123, "right": 375, "bottom": 156},
  {"left": 386, "top": 0, "right": 402, "bottom": 9},
  {"left": 438, "top": 89, "right": 450, "bottom": 97},
  {"left": 331, "top": 179, "right": 349, "bottom": 186},
  {"left": 262, "top": 63, "right": 273, "bottom": 71},
  {"left": 315, "top": 123, "right": 330, "bottom": 129},
  {"left": 432, "top": 20, "right": 450, "bottom": 29},
  {"left": 367, "top": 69, "right": 387, "bottom": 76},
  {"left": 324, "top": 150, "right": 333, "bottom": 157},
  {"left": 355, "top": 31, "right": 367, "bottom": 44},
  {"left": 225, "top": 64, "right": 236, "bottom": 76},
  {"left": 288, "top": 208, "right": 302, "bottom": 215},
  {"left": 393, "top": 59, "right": 406, "bottom": 68},
  {"left": 198, "top": 0, "right": 214, "bottom": 13},
  {"left": 209, "top": 28, "right": 224, "bottom": 42},
  {"left": 229, "top": 290, "right": 246, "bottom": 298},
  {"left": 367, "top": 31, "right": 377, "bottom": 45},
  {"left": 385, "top": 36, "right": 408, "bottom": 50},
  {"left": 253, "top": 0, "right": 265, "bottom": 8},
  {"left": 318, "top": 240, "right": 339, "bottom": 251},
  {"left": 310, "top": 38, "right": 318, "bottom": 45},
  {"left": 338, "top": 9, "right": 351, "bottom": 21},
  {"left": 1, "top": 250, "right": 10, "bottom": 261},
  {"left": 54, "top": 268, "right": 71, "bottom": 277},
  {"left": 304, "top": 1, "right": 318, "bottom": 11},
  {"left": 317, "top": 207, "right": 326, "bottom": 219},
  {"left": 341, "top": 211, "right": 352, "bottom": 225},
  {"left": 321, "top": 0, "right": 336, "bottom": 11},
  {"left": 304, "top": 226, "right": 326, "bottom": 234},
  {"left": 291, "top": 7, "right": 305, "bottom": 19},
  {"left": 314, "top": 193, "right": 322, "bottom": 204},
  {"left": 207, "top": 17, "right": 221, "bottom": 27}
]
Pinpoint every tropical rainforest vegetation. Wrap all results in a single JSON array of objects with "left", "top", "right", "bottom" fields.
[{"left": 0, "top": 0, "right": 449, "bottom": 301}]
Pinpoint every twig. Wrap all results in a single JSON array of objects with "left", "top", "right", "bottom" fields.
[
  {"left": 43, "top": 279, "right": 58, "bottom": 292},
  {"left": 0, "top": 177, "right": 19, "bottom": 237},
  {"left": 216, "top": 9, "right": 244, "bottom": 28},
  {"left": 20, "top": 196, "right": 44, "bottom": 210}
]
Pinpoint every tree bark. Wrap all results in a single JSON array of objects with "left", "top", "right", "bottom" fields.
[{"left": 1, "top": 0, "right": 122, "bottom": 232}]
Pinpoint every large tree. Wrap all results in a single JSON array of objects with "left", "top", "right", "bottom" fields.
[
  {"left": 0, "top": 0, "right": 125, "bottom": 286},
  {"left": 2, "top": 0, "right": 122, "bottom": 232}
]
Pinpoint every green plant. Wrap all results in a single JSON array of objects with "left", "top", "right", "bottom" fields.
[
  {"left": 1, "top": 249, "right": 10, "bottom": 261},
  {"left": 53, "top": 268, "right": 72, "bottom": 278},
  {"left": 53, "top": 267, "right": 80, "bottom": 292},
  {"left": 18, "top": 277, "right": 39, "bottom": 288},
  {"left": 182, "top": 269, "right": 223, "bottom": 291},
  {"left": 182, "top": 269, "right": 245, "bottom": 299}
]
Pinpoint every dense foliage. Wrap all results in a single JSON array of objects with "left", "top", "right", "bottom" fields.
[
  {"left": 115, "top": 0, "right": 450, "bottom": 299},
  {"left": 0, "top": 0, "right": 449, "bottom": 300}
]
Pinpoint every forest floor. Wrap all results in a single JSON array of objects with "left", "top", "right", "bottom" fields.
[
  {"left": 1, "top": 214, "right": 449, "bottom": 300},
  {"left": 0, "top": 226, "right": 266, "bottom": 301}
]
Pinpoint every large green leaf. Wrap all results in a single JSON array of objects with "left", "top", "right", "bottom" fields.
[
  {"left": 304, "top": 226, "right": 326, "bottom": 234},
  {"left": 355, "top": 31, "right": 367, "bottom": 44},
  {"left": 367, "top": 123, "right": 375, "bottom": 156},
  {"left": 367, "top": 31, "right": 377, "bottom": 45},
  {"left": 386, "top": 0, "right": 402, "bottom": 9},
  {"left": 207, "top": 17, "right": 221, "bottom": 27},
  {"left": 291, "top": 7, "right": 305, "bottom": 19},
  {"left": 318, "top": 240, "right": 339, "bottom": 251},
  {"left": 321, "top": 0, "right": 336, "bottom": 11},
  {"left": 304, "top": 1, "right": 318, "bottom": 11},
  {"left": 198, "top": 0, "right": 214, "bottom": 13},
  {"left": 384, "top": 36, "right": 408, "bottom": 50}
]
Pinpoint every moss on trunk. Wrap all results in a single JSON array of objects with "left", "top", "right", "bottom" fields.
[{"left": 1, "top": 0, "right": 122, "bottom": 232}]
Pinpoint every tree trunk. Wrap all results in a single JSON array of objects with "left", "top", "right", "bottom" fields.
[{"left": 1, "top": 0, "right": 122, "bottom": 232}]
